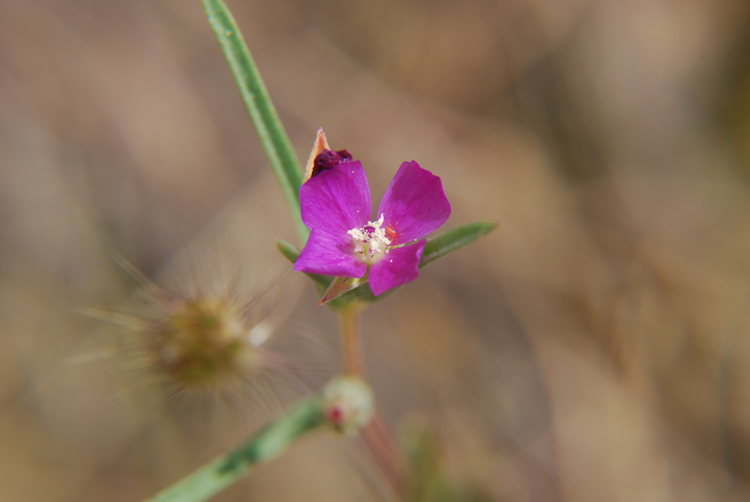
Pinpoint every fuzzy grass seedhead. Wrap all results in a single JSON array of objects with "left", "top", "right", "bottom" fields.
[
  {"left": 127, "top": 276, "right": 288, "bottom": 406},
  {"left": 148, "top": 295, "right": 262, "bottom": 391},
  {"left": 95, "top": 256, "right": 295, "bottom": 410}
]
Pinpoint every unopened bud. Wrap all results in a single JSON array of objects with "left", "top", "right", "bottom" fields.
[{"left": 322, "top": 376, "right": 374, "bottom": 435}]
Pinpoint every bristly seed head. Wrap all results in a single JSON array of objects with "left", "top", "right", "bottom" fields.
[
  {"left": 152, "top": 296, "right": 261, "bottom": 389},
  {"left": 111, "top": 269, "right": 283, "bottom": 402}
]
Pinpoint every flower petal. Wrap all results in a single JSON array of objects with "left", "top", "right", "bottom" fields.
[
  {"left": 294, "top": 229, "right": 368, "bottom": 278},
  {"left": 300, "top": 160, "right": 372, "bottom": 235},
  {"left": 368, "top": 240, "right": 426, "bottom": 296},
  {"left": 377, "top": 161, "right": 451, "bottom": 243}
]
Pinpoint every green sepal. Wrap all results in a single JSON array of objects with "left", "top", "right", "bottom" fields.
[
  {"left": 201, "top": 0, "right": 309, "bottom": 244},
  {"left": 318, "top": 275, "right": 366, "bottom": 305}
]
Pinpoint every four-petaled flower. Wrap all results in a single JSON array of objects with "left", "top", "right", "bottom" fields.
[{"left": 294, "top": 158, "right": 451, "bottom": 296}]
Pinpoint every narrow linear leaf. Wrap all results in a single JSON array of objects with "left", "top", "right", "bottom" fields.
[
  {"left": 201, "top": 0, "right": 308, "bottom": 243},
  {"left": 276, "top": 238, "right": 301, "bottom": 263},
  {"left": 419, "top": 222, "right": 497, "bottom": 267},
  {"left": 144, "top": 397, "right": 325, "bottom": 502},
  {"left": 337, "top": 222, "right": 497, "bottom": 305},
  {"left": 277, "top": 239, "right": 332, "bottom": 288}
]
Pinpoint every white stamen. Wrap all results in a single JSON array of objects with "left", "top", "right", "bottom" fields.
[{"left": 347, "top": 214, "right": 392, "bottom": 260}]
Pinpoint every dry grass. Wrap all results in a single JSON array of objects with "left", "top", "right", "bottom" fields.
[{"left": 1, "top": 0, "right": 750, "bottom": 500}]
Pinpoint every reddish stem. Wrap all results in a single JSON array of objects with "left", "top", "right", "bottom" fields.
[
  {"left": 339, "top": 306, "right": 364, "bottom": 377},
  {"left": 338, "top": 306, "right": 407, "bottom": 498},
  {"left": 362, "top": 412, "right": 408, "bottom": 498}
]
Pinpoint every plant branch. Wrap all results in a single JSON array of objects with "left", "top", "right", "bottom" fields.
[{"left": 144, "top": 397, "right": 325, "bottom": 502}]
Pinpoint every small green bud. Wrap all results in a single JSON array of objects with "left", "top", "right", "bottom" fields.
[{"left": 322, "top": 376, "right": 374, "bottom": 435}]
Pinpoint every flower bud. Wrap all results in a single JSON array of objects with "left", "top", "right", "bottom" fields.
[{"left": 322, "top": 376, "right": 374, "bottom": 435}]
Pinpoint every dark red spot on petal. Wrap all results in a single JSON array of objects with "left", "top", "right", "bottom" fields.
[{"left": 311, "top": 149, "right": 353, "bottom": 177}]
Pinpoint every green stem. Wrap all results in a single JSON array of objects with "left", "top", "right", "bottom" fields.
[
  {"left": 200, "top": 0, "right": 309, "bottom": 244},
  {"left": 144, "top": 397, "right": 325, "bottom": 502}
]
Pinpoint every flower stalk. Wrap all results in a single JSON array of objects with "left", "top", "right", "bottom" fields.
[
  {"left": 362, "top": 414, "right": 408, "bottom": 497},
  {"left": 339, "top": 304, "right": 364, "bottom": 377}
]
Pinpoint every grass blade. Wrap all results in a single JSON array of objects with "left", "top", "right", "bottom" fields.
[{"left": 201, "top": 0, "right": 308, "bottom": 243}]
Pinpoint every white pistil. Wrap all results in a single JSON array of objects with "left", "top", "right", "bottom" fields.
[{"left": 347, "top": 214, "right": 392, "bottom": 260}]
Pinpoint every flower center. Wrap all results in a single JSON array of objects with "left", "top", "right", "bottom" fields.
[{"left": 347, "top": 214, "right": 392, "bottom": 261}]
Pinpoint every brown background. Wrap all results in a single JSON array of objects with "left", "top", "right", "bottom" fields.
[{"left": 2, "top": 0, "right": 750, "bottom": 500}]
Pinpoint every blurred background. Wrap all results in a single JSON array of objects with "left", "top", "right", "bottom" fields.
[{"left": 2, "top": 0, "right": 750, "bottom": 500}]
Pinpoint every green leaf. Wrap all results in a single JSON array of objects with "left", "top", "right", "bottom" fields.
[
  {"left": 419, "top": 222, "right": 497, "bottom": 267},
  {"left": 201, "top": 0, "right": 309, "bottom": 244},
  {"left": 144, "top": 397, "right": 325, "bottom": 502},
  {"left": 276, "top": 238, "right": 301, "bottom": 263}
]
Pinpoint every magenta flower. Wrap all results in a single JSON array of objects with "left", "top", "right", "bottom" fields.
[{"left": 294, "top": 158, "right": 451, "bottom": 296}]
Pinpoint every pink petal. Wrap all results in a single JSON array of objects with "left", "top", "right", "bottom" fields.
[
  {"left": 377, "top": 161, "right": 451, "bottom": 243},
  {"left": 300, "top": 160, "right": 371, "bottom": 235},
  {"left": 368, "top": 240, "right": 426, "bottom": 296},
  {"left": 294, "top": 229, "right": 368, "bottom": 278}
]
